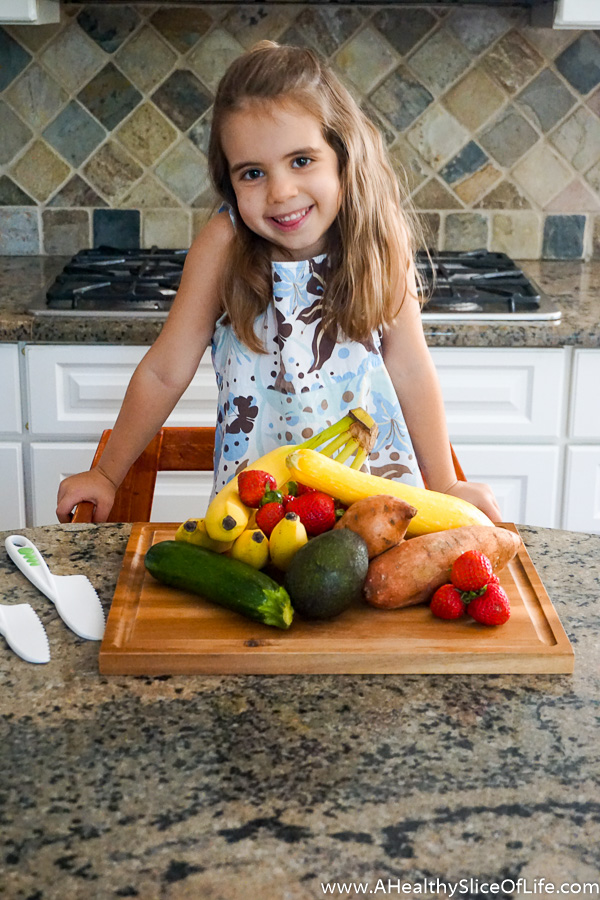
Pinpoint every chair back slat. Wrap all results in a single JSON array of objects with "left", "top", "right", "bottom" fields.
[{"left": 157, "top": 427, "right": 215, "bottom": 470}]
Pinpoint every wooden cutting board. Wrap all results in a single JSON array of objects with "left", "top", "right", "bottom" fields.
[{"left": 99, "top": 523, "right": 574, "bottom": 675}]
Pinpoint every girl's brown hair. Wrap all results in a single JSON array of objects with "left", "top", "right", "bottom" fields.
[{"left": 208, "top": 41, "right": 424, "bottom": 353}]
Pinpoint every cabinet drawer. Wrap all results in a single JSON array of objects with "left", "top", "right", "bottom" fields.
[
  {"left": 570, "top": 349, "right": 600, "bottom": 440},
  {"left": 430, "top": 348, "right": 566, "bottom": 440},
  {"left": 452, "top": 444, "right": 560, "bottom": 528},
  {"left": 26, "top": 345, "right": 216, "bottom": 435},
  {"left": 0, "top": 344, "right": 22, "bottom": 433},
  {"left": 0, "top": 443, "right": 25, "bottom": 530},
  {"left": 30, "top": 442, "right": 97, "bottom": 526},
  {"left": 563, "top": 446, "right": 600, "bottom": 534}
]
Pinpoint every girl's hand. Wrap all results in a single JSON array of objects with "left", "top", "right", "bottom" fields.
[
  {"left": 56, "top": 468, "right": 118, "bottom": 524},
  {"left": 444, "top": 480, "right": 503, "bottom": 523}
]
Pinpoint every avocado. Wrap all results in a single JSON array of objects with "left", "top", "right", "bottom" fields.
[{"left": 284, "top": 529, "right": 369, "bottom": 619}]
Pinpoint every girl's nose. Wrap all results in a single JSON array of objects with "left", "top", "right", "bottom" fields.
[{"left": 268, "top": 172, "right": 298, "bottom": 205}]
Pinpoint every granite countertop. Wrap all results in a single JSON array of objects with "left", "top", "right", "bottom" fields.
[
  {"left": 1, "top": 523, "right": 599, "bottom": 899},
  {"left": 1, "top": 256, "right": 599, "bottom": 348}
]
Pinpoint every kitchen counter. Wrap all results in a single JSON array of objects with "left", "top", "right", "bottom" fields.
[
  {"left": 1, "top": 256, "right": 599, "bottom": 347},
  {"left": 1, "top": 523, "right": 599, "bottom": 899}
]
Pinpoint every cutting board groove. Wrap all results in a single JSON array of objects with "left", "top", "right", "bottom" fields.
[{"left": 99, "top": 523, "right": 574, "bottom": 675}]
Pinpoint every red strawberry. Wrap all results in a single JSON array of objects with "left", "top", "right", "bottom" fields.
[
  {"left": 238, "top": 469, "right": 276, "bottom": 508},
  {"left": 255, "top": 501, "right": 285, "bottom": 537},
  {"left": 285, "top": 492, "right": 335, "bottom": 536},
  {"left": 296, "top": 482, "right": 317, "bottom": 496},
  {"left": 430, "top": 584, "right": 466, "bottom": 620},
  {"left": 451, "top": 550, "right": 494, "bottom": 592},
  {"left": 488, "top": 573, "right": 500, "bottom": 585},
  {"left": 467, "top": 583, "right": 511, "bottom": 626}
]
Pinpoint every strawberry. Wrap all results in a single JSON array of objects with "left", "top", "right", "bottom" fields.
[
  {"left": 255, "top": 501, "right": 285, "bottom": 537},
  {"left": 285, "top": 491, "right": 336, "bottom": 536},
  {"left": 467, "top": 583, "right": 511, "bottom": 626},
  {"left": 296, "top": 482, "right": 317, "bottom": 496},
  {"left": 238, "top": 469, "right": 276, "bottom": 508},
  {"left": 430, "top": 584, "right": 466, "bottom": 620},
  {"left": 451, "top": 550, "right": 494, "bottom": 592}
]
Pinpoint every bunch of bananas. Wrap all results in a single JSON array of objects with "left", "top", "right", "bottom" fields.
[{"left": 175, "top": 409, "right": 377, "bottom": 571}]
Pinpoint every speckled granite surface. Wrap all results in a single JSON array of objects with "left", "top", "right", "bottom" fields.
[
  {"left": 1, "top": 256, "right": 599, "bottom": 347},
  {"left": 1, "top": 523, "right": 598, "bottom": 900}
]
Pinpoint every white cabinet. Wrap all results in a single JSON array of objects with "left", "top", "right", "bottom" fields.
[
  {"left": 26, "top": 345, "right": 217, "bottom": 435},
  {"left": 8, "top": 342, "right": 600, "bottom": 532},
  {"left": 430, "top": 348, "right": 565, "bottom": 440},
  {"left": 431, "top": 348, "right": 567, "bottom": 528},
  {"left": 554, "top": 0, "right": 600, "bottom": 28},
  {"left": 0, "top": 345, "right": 25, "bottom": 530},
  {"left": 0, "top": 444, "right": 26, "bottom": 530},
  {"left": 0, "top": 0, "right": 60, "bottom": 23},
  {"left": 0, "top": 344, "right": 22, "bottom": 434},
  {"left": 563, "top": 447, "right": 600, "bottom": 533},
  {"left": 30, "top": 442, "right": 97, "bottom": 526},
  {"left": 569, "top": 349, "right": 600, "bottom": 440},
  {"left": 563, "top": 350, "right": 600, "bottom": 533},
  {"left": 451, "top": 444, "right": 561, "bottom": 528},
  {"left": 25, "top": 344, "right": 217, "bottom": 525}
]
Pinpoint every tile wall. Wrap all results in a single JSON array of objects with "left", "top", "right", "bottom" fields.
[{"left": 1, "top": 3, "right": 600, "bottom": 259}]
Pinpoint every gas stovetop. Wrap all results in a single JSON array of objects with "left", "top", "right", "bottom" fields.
[
  {"left": 416, "top": 250, "right": 560, "bottom": 322},
  {"left": 29, "top": 247, "right": 561, "bottom": 322}
]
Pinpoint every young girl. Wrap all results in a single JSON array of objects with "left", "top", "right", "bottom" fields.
[{"left": 56, "top": 41, "right": 500, "bottom": 524}]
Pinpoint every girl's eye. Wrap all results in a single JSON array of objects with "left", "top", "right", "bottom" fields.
[
  {"left": 241, "top": 168, "right": 263, "bottom": 181},
  {"left": 292, "top": 157, "right": 311, "bottom": 169}
]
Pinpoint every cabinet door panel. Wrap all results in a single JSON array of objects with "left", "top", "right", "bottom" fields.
[
  {"left": 430, "top": 348, "right": 565, "bottom": 440},
  {"left": 563, "top": 446, "right": 600, "bottom": 534},
  {"left": 30, "top": 443, "right": 97, "bottom": 526},
  {"left": 570, "top": 350, "right": 600, "bottom": 439},
  {"left": 0, "top": 443, "right": 25, "bottom": 530},
  {"left": 0, "top": 344, "right": 22, "bottom": 433},
  {"left": 452, "top": 444, "right": 560, "bottom": 528},
  {"left": 151, "top": 472, "right": 214, "bottom": 523},
  {"left": 26, "top": 346, "right": 216, "bottom": 434}
]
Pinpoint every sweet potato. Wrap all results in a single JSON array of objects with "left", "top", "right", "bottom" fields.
[
  {"left": 334, "top": 494, "right": 417, "bottom": 559},
  {"left": 363, "top": 525, "right": 522, "bottom": 609}
]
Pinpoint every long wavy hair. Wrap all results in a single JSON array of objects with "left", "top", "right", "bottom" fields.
[{"left": 208, "top": 41, "right": 424, "bottom": 353}]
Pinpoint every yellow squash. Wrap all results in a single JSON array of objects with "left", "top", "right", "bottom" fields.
[{"left": 285, "top": 448, "right": 493, "bottom": 537}]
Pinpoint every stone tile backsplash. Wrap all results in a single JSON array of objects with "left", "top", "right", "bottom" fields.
[{"left": 1, "top": 3, "right": 600, "bottom": 259}]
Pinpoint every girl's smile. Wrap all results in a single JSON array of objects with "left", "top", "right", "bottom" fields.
[{"left": 221, "top": 101, "right": 342, "bottom": 260}]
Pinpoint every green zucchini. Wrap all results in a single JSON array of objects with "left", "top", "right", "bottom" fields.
[{"left": 144, "top": 540, "right": 293, "bottom": 629}]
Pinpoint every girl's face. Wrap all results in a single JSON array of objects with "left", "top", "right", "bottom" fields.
[{"left": 221, "top": 100, "right": 342, "bottom": 260}]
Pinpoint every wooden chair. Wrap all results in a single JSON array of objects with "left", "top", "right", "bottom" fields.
[
  {"left": 72, "top": 427, "right": 216, "bottom": 523},
  {"left": 72, "top": 426, "right": 466, "bottom": 524}
]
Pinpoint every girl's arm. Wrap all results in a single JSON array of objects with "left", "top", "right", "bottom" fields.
[
  {"left": 56, "top": 213, "right": 234, "bottom": 523},
  {"left": 381, "top": 264, "right": 502, "bottom": 522}
]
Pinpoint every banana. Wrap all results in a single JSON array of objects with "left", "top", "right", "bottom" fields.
[
  {"left": 204, "top": 444, "right": 295, "bottom": 542},
  {"left": 174, "top": 518, "right": 233, "bottom": 553},
  {"left": 205, "top": 410, "right": 377, "bottom": 543},
  {"left": 268, "top": 511, "right": 309, "bottom": 571},
  {"left": 230, "top": 528, "right": 270, "bottom": 569}
]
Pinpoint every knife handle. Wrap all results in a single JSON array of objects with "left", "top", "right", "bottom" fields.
[{"left": 5, "top": 535, "right": 58, "bottom": 605}]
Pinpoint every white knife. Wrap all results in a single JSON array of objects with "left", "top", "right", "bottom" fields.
[
  {"left": 5, "top": 535, "right": 105, "bottom": 641},
  {"left": 0, "top": 603, "right": 50, "bottom": 664}
]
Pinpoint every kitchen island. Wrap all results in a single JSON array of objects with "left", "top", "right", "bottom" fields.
[{"left": 1, "top": 523, "right": 598, "bottom": 900}]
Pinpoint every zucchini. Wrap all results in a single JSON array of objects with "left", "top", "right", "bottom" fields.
[{"left": 144, "top": 540, "right": 293, "bottom": 629}]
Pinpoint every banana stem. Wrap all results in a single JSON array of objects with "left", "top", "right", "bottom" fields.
[
  {"left": 320, "top": 431, "right": 352, "bottom": 458},
  {"left": 334, "top": 438, "right": 359, "bottom": 465},
  {"left": 298, "top": 415, "right": 354, "bottom": 451},
  {"left": 350, "top": 448, "right": 368, "bottom": 470}
]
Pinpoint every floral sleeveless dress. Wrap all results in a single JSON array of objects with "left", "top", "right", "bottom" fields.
[{"left": 210, "top": 253, "right": 423, "bottom": 494}]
